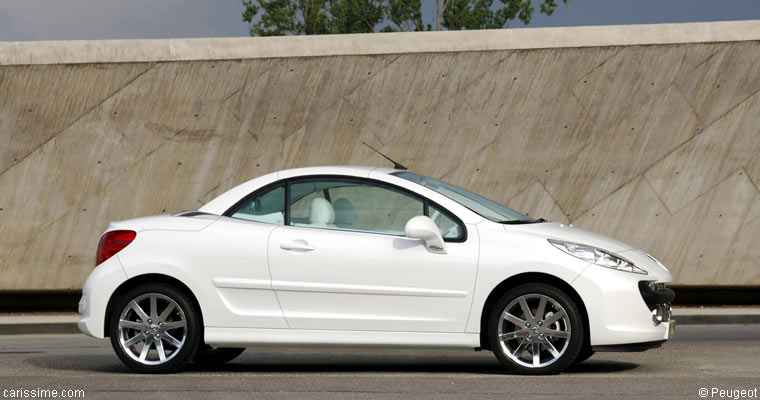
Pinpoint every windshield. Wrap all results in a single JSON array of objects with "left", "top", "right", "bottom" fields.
[{"left": 393, "top": 171, "right": 533, "bottom": 223}]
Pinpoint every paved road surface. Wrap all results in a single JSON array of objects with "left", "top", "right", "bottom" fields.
[{"left": 0, "top": 325, "right": 758, "bottom": 399}]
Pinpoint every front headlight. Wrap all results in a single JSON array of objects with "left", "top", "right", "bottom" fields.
[{"left": 548, "top": 239, "right": 647, "bottom": 274}]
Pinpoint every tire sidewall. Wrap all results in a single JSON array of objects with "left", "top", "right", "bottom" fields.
[
  {"left": 109, "top": 283, "right": 202, "bottom": 373},
  {"left": 487, "top": 283, "right": 585, "bottom": 375}
]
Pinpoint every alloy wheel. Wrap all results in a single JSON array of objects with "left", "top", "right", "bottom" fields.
[
  {"left": 497, "top": 293, "right": 571, "bottom": 368},
  {"left": 117, "top": 293, "right": 188, "bottom": 365}
]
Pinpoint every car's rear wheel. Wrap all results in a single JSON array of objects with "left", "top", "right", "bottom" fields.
[
  {"left": 488, "top": 283, "right": 584, "bottom": 375},
  {"left": 109, "top": 283, "right": 201, "bottom": 373},
  {"left": 193, "top": 345, "right": 245, "bottom": 365}
]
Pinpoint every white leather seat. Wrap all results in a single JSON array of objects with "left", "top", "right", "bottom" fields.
[
  {"left": 333, "top": 198, "right": 356, "bottom": 228},
  {"left": 309, "top": 198, "right": 336, "bottom": 228}
]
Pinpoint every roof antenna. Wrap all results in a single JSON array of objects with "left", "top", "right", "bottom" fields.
[{"left": 362, "top": 141, "right": 408, "bottom": 170}]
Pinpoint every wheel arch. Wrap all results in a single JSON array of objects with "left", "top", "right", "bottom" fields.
[
  {"left": 104, "top": 273, "right": 204, "bottom": 338},
  {"left": 478, "top": 272, "right": 589, "bottom": 351}
]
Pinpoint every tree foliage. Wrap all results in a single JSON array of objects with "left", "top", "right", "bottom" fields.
[{"left": 242, "top": 0, "right": 568, "bottom": 36}]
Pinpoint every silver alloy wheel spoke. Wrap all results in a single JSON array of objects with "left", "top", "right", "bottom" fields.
[
  {"left": 536, "top": 297, "right": 547, "bottom": 320},
  {"left": 156, "top": 339, "right": 167, "bottom": 362},
  {"left": 512, "top": 339, "right": 529, "bottom": 357},
  {"left": 157, "top": 303, "right": 176, "bottom": 323},
  {"left": 502, "top": 312, "right": 525, "bottom": 326},
  {"left": 149, "top": 295, "right": 158, "bottom": 320},
  {"left": 119, "top": 319, "right": 145, "bottom": 330},
  {"left": 118, "top": 293, "right": 187, "bottom": 366},
  {"left": 130, "top": 300, "right": 150, "bottom": 323},
  {"left": 162, "top": 320, "right": 187, "bottom": 330},
  {"left": 497, "top": 293, "right": 571, "bottom": 369},
  {"left": 544, "top": 328, "right": 569, "bottom": 339},
  {"left": 519, "top": 298, "right": 534, "bottom": 320},
  {"left": 499, "top": 330, "right": 525, "bottom": 341},
  {"left": 162, "top": 332, "right": 183, "bottom": 348},
  {"left": 542, "top": 338, "right": 560, "bottom": 357},
  {"left": 139, "top": 342, "right": 151, "bottom": 361},
  {"left": 123, "top": 333, "right": 146, "bottom": 348},
  {"left": 544, "top": 310, "right": 566, "bottom": 325}
]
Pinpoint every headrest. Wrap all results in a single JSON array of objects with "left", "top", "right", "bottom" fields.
[{"left": 309, "top": 198, "right": 335, "bottom": 225}]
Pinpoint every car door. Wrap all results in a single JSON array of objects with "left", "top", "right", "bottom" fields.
[
  {"left": 267, "top": 177, "right": 479, "bottom": 332},
  {"left": 200, "top": 183, "right": 289, "bottom": 328}
]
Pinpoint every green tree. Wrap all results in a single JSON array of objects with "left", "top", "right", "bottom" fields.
[
  {"left": 385, "top": 0, "right": 426, "bottom": 32},
  {"left": 442, "top": 0, "right": 566, "bottom": 31},
  {"left": 330, "top": 0, "right": 386, "bottom": 33},
  {"left": 242, "top": 0, "right": 331, "bottom": 35},
  {"left": 242, "top": 0, "right": 567, "bottom": 35}
]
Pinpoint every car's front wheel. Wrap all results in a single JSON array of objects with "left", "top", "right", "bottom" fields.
[
  {"left": 109, "top": 283, "right": 201, "bottom": 373},
  {"left": 488, "top": 283, "right": 585, "bottom": 374}
]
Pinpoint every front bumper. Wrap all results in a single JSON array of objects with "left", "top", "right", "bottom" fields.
[{"left": 571, "top": 264, "right": 673, "bottom": 347}]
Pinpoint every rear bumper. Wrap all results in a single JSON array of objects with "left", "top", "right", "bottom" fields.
[{"left": 77, "top": 256, "right": 128, "bottom": 338}]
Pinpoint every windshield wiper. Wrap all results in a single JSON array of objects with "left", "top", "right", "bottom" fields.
[{"left": 498, "top": 217, "right": 547, "bottom": 224}]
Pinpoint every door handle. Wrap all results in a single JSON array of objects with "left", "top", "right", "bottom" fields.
[{"left": 280, "top": 240, "right": 316, "bottom": 252}]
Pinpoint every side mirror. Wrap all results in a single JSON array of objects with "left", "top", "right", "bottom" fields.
[{"left": 404, "top": 216, "right": 447, "bottom": 254}]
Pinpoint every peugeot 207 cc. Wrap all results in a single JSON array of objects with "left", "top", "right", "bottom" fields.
[{"left": 78, "top": 166, "right": 675, "bottom": 374}]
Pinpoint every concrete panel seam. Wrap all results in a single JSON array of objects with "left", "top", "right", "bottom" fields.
[
  {"left": 257, "top": 54, "right": 405, "bottom": 148},
  {"left": 745, "top": 166, "right": 760, "bottom": 196},
  {"left": 673, "top": 81, "right": 707, "bottom": 129},
  {"left": 567, "top": 86, "right": 594, "bottom": 128},
  {"left": 692, "top": 47, "right": 724, "bottom": 69},
  {"left": 100, "top": 127, "right": 188, "bottom": 190},
  {"left": 536, "top": 179, "right": 571, "bottom": 222},
  {"left": 739, "top": 167, "right": 760, "bottom": 229},
  {"left": 571, "top": 48, "right": 623, "bottom": 95},
  {"left": 642, "top": 86, "right": 760, "bottom": 212},
  {"left": 701, "top": 80, "right": 760, "bottom": 128},
  {"left": 643, "top": 174, "right": 674, "bottom": 216},
  {"left": 0, "top": 62, "right": 156, "bottom": 180},
  {"left": 637, "top": 83, "right": 721, "bottom": 203},
  {"left": 340, "top": 53, "right": 405, "bottom": 107},
  {"left": 544, "top": 81, "right": 701, "bottom": 219},
  {"left": 664, "top": 168, "right": 749, "bottom": 218},
  {"left": 219, "top": 59, "right": 275, "bottom": 122}
]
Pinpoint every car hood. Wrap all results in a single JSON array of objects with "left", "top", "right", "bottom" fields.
[{"left": 502, "top": 222, "right": 637, "bottom": 253}]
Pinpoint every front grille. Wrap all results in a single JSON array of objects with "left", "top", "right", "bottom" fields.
[{"left": 638, "top": 281, "right": 676, "bottom": 310}]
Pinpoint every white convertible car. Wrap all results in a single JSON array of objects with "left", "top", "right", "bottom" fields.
[{"left": 78, "top": 166, "right": 675, "bottom": 374}]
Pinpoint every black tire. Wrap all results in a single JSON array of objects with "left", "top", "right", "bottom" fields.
[
  {"left": 487, "top": 283, "right": 585, "bottom": 375},
  {"left": 108, "top": 283, "right": 202, "bottom": 373},
  {"left": 193, "top": 346, "right": 245, "bottom": 365},
  {"left": 573, "top": 346, "right": 595, "bottom": 365}
]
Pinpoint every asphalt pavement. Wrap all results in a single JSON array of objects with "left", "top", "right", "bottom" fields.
[
  {"left": 3, "top": 307, "right": 760, "bottom": 335},
  {"left": 0, "top": 325, "right": 758, "bottom": 399}
]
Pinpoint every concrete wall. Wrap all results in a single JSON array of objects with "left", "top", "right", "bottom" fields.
[{"left": 1, "top": 21, "right": 759, "bottom": 290}]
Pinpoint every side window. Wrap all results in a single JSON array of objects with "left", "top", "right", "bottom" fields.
[
  {"left": 288, "top": 179, "right": 424, "bottom": 236},
  {"left": 429, "top": 204, "right": 462, "bottom": 240},
  {"left": 228, "top": 184, "right": 285, "bottom": 224}
]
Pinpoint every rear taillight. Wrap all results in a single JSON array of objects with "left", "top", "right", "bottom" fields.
[{"left": 95, "top": 230, "right": 136, "bottom": 266}]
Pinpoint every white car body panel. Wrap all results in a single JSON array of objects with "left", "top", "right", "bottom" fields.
[
  {"left": 268, "top": 224, "right": 479, "bottom": 331},
  {"left": 79, "top": 165, "right": 673, "bottom": 350}
]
